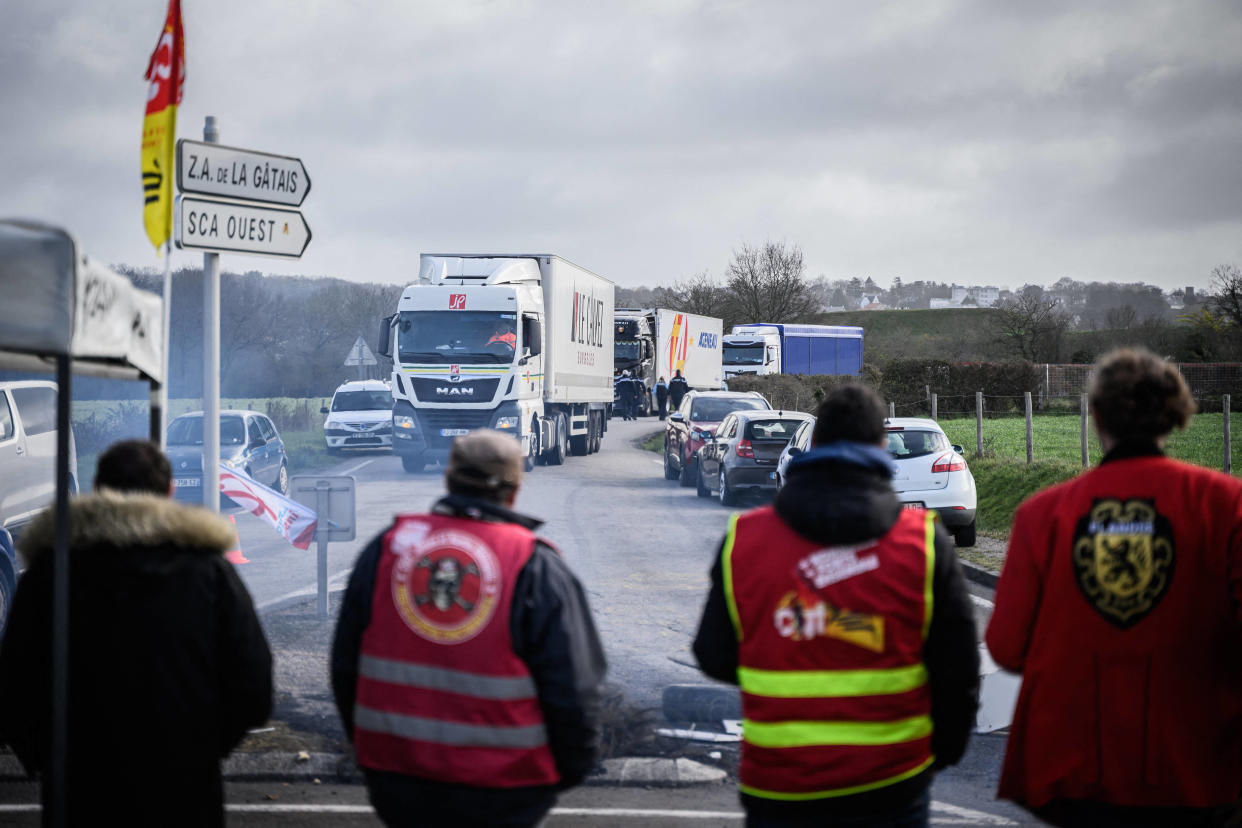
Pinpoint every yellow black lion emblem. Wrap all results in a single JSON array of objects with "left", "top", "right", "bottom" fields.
[{"left": 1072, "top": 498, "right": 1175, "bottom": 630}]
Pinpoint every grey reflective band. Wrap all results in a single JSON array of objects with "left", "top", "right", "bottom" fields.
[
  {"left": 360, "top": 655, "right": 537, "bottom": 700},
  {"left": 355, "top": 704, "right": 548, "bottom": 749}
]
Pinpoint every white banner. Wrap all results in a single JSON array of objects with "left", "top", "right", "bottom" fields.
[{"left": 219, "top": 464, "right": 317, "bottom": 550}]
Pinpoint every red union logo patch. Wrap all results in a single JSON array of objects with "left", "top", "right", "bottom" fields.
[
  {"left": 391, "top": 527, "right": 500, "bottom": 644},
  {"left": 448, "top": 294, "right": 467, "bottom": 309}
]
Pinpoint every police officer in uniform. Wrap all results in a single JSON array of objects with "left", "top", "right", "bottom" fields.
[
  {"left": 988, "top": 348, "right": 1242, "bottom": 828},
  {"left": 332, "top": 430, "right": 607, "bottom": 828},
  {"left": 616, "top": 370, "right": 637, "bottom": 420},
  {"left": 668, "top": 370, "right": 689, "bottom": 412},
  {"left": 655, "top": 376, "right": 670, "bottom": 420},
  {"left": 693, "top": 385, "right": 979, "bottom": 827}
]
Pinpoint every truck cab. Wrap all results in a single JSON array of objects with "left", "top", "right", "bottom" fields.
[
  {"left": 380, "top": 254, "right": 612, "bottom": 473},
  {"left": 613, "top": 311, "right": 655, "bottom": 415},
  {"left": 723, "top": 326, "right": 782, "bottom": 378}
]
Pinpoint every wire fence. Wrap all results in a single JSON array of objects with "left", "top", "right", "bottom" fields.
[{"left": 887, "top": 391, "right": 1239, "bottom": 473}]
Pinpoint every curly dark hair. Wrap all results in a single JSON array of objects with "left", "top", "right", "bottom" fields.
[
  {"left": 812, "top": 384, "right": 888, "bottom": 446},
  {"left": 1089, "top": 348, "right": 1195, "bottom": 443}
]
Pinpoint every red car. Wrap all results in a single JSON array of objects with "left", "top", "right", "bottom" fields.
[{"left": 663, "top": 391, "right": 770, "bottom": 487}]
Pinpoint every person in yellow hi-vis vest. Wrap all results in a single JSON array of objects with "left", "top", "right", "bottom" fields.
[{"left": 693, "top": 385, "right": 979, "bottom": 828}]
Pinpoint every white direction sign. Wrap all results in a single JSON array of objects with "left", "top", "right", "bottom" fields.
[
  {"left": 175, "top": 195, "right": 312, "bottom": 259},
  {"left": 177, "top": 139, "right": 311, "bottom": 207},
  {"left": 344, "top": 336, "right": 378, "bottom": 366}
]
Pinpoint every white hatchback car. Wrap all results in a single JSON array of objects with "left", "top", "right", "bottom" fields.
[
  {"left": 322, "top": 380, "right": 394, "bottom": 453},
  {"left": 885, "top": 417, "right": 977, "bottom": 547}
]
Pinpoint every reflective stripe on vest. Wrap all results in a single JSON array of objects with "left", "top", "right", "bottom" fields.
[
  {"left": 724, "top": 507, "right": 938, "bottom": 800},
  {"left": 360, "top": 654, "right": 538, "bottom": 700},
  {"left": 355, "top": 704, "right": 548, "bottom": 749}
]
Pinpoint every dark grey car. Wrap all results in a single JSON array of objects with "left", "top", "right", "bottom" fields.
[
  {"left": 167, "top": 410, "right": 289, "bottom": 504},
  {"left": 697, "top": 411, "right": 814, "bottom": 506},
  {"left": 774, "top": 416, "right": 815, "bottom": 491}
]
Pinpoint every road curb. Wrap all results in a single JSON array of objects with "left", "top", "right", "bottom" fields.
[
  {"left": 662, "top": 683, "right": 741, "bottom": 724},
  {"left": 0, "top": 751, "right": 729, "bottom": 788},
  {"left": 960, "top": 559, "right": 999, "bottom": 589}
]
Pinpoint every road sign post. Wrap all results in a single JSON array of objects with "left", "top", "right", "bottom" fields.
[
  {"left": 203, "top": 117, "right": 221, "bottom": 512},
  {"left": 289, "top": 475, "right": 356, "bottom": 619}
]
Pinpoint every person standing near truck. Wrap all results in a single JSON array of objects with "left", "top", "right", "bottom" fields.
[
  {"left": 616, "top": 370, "right": 637, "bottom": 420},
  {"left": 332, "top": 430, "right": 607, "bottom": 828},
  {"left": 668, "top": 370, "right": 689, "bottom": 411},
  {"left": 655, "top": 376, "right": 669, "bottom": 420}
]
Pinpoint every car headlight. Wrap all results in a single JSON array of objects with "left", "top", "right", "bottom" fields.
[
  {"left": 222, "top": 455, "right": 244, "bottom": 470},
  {"left": 394, "top": 414, "right": 417, "bottom": 430},
  {"left": 495, "top": 416, "right": 519, "bottom": 430}
]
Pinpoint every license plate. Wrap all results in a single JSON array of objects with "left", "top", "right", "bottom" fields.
[
  {"left": 902, "top": 501, "right": 924, "bottom": 510},
  {"left": 439, "top": 428, "right": 470, "bottom": 437},
  {"left": 174, "top": 477, "right": 200, "bottom": 488}
]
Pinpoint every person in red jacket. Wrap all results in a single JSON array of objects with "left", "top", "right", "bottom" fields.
[
  {"left": 331, "top": 430, "right": 607, "bottom": 828},
  {"left": 987, "top": 348, "right": 1242, "bottom": 828}
]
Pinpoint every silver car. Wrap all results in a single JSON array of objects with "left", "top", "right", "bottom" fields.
[
  {"left": 0, "top": 380, "right": 78, "bottom": 535},
  {"left": 774, "top": 417, "right": 815, "bottom": 491},
  {"left": 697, "top": 411, "right": 815, "bottom": 506},
  {"left": 167, "top": 410, "right": 289, "bottom": 503}
]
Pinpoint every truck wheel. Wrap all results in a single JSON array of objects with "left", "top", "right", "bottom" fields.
[
  {"left": 570, "top": 416, "right": 590, "bottom": 456},
  {"left": 548, "top": 414, "right": 568, "bottom": 466},
  {"left": 953, "top": 520, "right": 977, "bottom": 548},
  {"left": 525, "top": 418, "right": 540, "bottom": 470},
  {"left": 589, "top": 412, "right": 601, "bottom": 453},
  {"left": 401, "top": 455, "right": 425, "bottom": 473}
]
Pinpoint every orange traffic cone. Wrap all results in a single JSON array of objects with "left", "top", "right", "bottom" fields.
[{"left": 225, "top": 514, "right": 250, "bottom": 565}]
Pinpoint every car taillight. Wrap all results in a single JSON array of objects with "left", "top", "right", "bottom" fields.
[
  {"left": 932, "top": 452, "right": 966, "bottom": 473},
  {"left": 736, "top": 440, "right": 754, "bottom": 458}
]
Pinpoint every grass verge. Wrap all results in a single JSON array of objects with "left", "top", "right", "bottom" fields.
[
  {"left": 969, "top": 457, "right": 1081, "bottom": 535},
  {"left": 280, "top": 430, "right": 336, "bottom": 476},
  {"left": 640, "top": 431, "right": 664, "bottom": 453}
]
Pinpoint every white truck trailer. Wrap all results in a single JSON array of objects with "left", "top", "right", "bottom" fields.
[
  {"left": 379, "top": 254, "right": 614, "bottom": 472},
  {"left": 613, "top": 309, "right": 723, "bottom": 414}
]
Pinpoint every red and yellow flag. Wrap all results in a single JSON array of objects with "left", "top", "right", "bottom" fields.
[{"left": 141, "top": 0, "right": 185, "bottom": 250}]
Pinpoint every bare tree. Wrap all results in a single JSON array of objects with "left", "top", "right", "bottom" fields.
[
  {"left": 657, "top": 270, "right": 738, "bottom": 326},
  {"left": 990, "top": 292, "right": 1071, "bottom": 362},
  {"left": 725, "top": 241, "right": 817, "bottom": 323},
  {"left": 1210, "top": 264, "right": 1242, "bottom": 328}
]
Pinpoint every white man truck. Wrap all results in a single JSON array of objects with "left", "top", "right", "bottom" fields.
[
  {"left": 379, "top": 254, "right": 614, "bottom": 473},
  {"left": 614, "top": 309, "right": 724, "bottom": 415},
  {"left": 722, "top": 323, "right": 864, "bottom": 379}
]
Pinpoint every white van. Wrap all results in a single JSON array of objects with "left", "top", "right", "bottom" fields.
[
  {"left": 0, "top": 380, "right": 78, "bottom": 534},
  {"left": 321, "top": 380, "right": 394, "bottom": 453}
]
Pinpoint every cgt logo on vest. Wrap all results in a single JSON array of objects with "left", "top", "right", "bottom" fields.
[
  {"left": 391, "top": 528, "right": 500, "bottom": 644},
  {"left": 773, "top": 590, "right": 885, "bottom": 653}
]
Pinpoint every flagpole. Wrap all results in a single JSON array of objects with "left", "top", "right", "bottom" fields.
[{"left": 159, "top": 239, "right": 172, "bottom": 448}]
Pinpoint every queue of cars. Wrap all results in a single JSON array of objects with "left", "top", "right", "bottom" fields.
[{"left": 665, "top": 390, "right": 978, "bottom": 547}]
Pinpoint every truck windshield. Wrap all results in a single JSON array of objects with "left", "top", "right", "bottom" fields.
[
  {"left": 614, "top": 340, "right": 641, "bottom": 361},
  {"left": 723, "top": 343, "right": 765, "bottom": 365},
  {"left": 397, "top": 311, "right": 518, "bottom": 364}
]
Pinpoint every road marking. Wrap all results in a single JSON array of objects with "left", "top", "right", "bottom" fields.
[
  {"left": 0, "top": 802, "right": 1017, "bottom": 823},
  {"left": 970, "top": 593, "right": 995, "bottom": 609},
  {"left": 256, "top": 568, "right": 354, "bottom": 613},
  {"left": 652, "top": 459, "right": 663, "bottom": 466},
  {"left": 339, "top": 458, "right": 374, "bottom": 476},
  {"left": 931, "top": 801, "right": 1017, "bottom": 825}
]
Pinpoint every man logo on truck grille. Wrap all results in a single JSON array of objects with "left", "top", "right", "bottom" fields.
[
  {"left": 448, "top": 294, "right": 466, "bottom": 310},
  {"left": 391, "top": 527, "right": 500, "bottom": 644}
]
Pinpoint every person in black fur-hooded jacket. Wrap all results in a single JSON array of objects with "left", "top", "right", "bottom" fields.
[{"left": 0, "top": 440, "right": 272, "bottom": 827}]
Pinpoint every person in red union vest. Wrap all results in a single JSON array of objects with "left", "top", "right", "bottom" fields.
[
  {"left": 694, "top": 385, "right": 979, "bottom": 828},
  {"left": 987, "top": 348, "right": 1242, "bottom": 828},
  {"left": 332, "top": 430, "right": 607, "bottom": 828}
]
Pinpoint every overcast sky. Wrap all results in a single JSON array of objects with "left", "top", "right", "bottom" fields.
[{"left": 2, "top": 0, "right": 1240, "bottom": 292}]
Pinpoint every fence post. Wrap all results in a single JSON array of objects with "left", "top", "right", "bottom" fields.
[
  {"left": 1025, "top": 391, "right": 1033, "bottom": 464},
  {"left": 1080, "top": 393, "right": 1089, "bottom": 468},
  {"left": 975, "top": 391, "right": 983, "bottom": 458},
  {"left": 889, "top": 402, "right": 895, "bottom": 418},
  {"left": 930, "top": 393, "right": 938, "bottom": 421},
  {"left": 1226, "top": 395, "right": 1232, "bottom": 475}
]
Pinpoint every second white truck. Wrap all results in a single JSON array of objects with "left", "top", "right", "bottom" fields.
[
  {"left": 613, "top": 309, "right": 723, "bottom": 414},
  {"left": 379, "top": 254, "right": 614, "bottom": 472}
]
